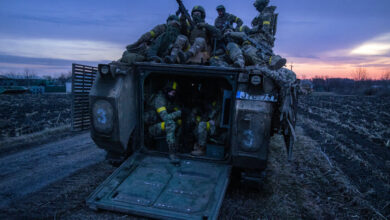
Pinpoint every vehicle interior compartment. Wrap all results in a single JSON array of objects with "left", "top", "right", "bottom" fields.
[{"left": 142, "top": 73, "right": 234, "bottom": 160}]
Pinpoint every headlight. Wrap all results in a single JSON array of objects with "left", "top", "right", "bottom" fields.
[
  {"left": 99, "top": 64, "right": 110, "bottom": 76},
  {"left": 92, "top": 100, "right": 114, "bottom": 134},
  {"left": 251, "top": 75, "right": 261, "bottom": 86}
]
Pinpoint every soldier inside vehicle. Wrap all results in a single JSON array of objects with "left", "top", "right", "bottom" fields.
[{"left": 143, "top": 74, "right": 233, "bottom": 163}]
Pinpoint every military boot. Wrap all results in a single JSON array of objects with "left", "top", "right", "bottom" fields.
[
  {"left": 164, "top": 55, "right": 177, "bottom": 64},
  {"left": 168, "top": 144, "right": 180, "bottom": 165},
  {"left": 269, "top": 55, "right": 287, "bottom": 70},
  {"left": 233, "top": 56, "right": 245, "bottom": 68},
  {"left": 191, "top": 143, "right": 206, "bottom": 156},
  {"left": 149, "top": 56, "right": 163, "bottom": 63},
  {"left": 178, "top": 51, "right": 193, "bottom": 64},
  {"left": 169, "top": 153, "right": 180, "bottom": 165}
]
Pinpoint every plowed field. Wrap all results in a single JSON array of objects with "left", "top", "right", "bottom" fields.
[{"left": 0, "top": 93, "right": 389, "bottom": 219}]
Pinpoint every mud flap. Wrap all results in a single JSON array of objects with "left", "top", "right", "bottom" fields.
[{"left": 86, "top": 153, "right": 231, "bottom": 220}]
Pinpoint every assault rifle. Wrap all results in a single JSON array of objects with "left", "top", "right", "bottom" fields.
[
  {"left": 242, "top": 34, "right": 273, "bottom": 56},
  {"left": 175, "top": 0, "right": 195, "bottom": 28}
]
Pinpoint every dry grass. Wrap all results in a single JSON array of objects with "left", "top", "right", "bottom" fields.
[{"left": 0, "top": 124, "right": 71, "bottom": 155}]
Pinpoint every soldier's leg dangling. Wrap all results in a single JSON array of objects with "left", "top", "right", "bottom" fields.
[
  {"left": 164, "top": 35, "right": 189, "bottom": 64},
  {"left": 226, "top": 42, "right": 245, "bottom": 68}
]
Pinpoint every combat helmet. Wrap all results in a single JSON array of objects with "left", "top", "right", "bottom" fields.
[
  {"left": 166, "top": 14, "right": 180, "bottom": 26},
  {"left": 216, "top": 5, "right": 226, "bottom": 13},
  {"left": 253, "top": 0, "right": 270, "bottom": 12},
  {"left": 167, "top": 14, "right": 179, "bottom": 23},
  {"left": 163, "top": 81, "right": 178, "bottom": 92},
  {"left": 192, "top": 5, "right": 206, "bottom": 19}
]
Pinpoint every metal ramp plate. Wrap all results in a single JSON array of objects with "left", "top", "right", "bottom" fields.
[{"left": 87, "top": 153, "right": 231, "bottom": 220}]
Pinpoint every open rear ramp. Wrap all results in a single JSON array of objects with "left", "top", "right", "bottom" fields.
[{"left": 87, "top": 153, "right": 231, "bottom": 219}]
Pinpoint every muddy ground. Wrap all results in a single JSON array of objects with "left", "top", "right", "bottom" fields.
[
  {"left": 0, "top": 93, "right": 389, "bottom": 219},
  {"left": 0, "top": 94, "right": 71, "bottom": 138}
]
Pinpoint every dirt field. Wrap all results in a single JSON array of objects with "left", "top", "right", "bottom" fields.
[
  {"left": 0, "top": 93, "right": 389, "bottom": 219},
  {"left": 0, "top": 94, "right": 72, "bottom": 138}
]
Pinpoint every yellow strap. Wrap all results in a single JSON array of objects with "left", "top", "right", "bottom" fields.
[
  {"left": 269, "top": 56, "right": 273, "bottom": 65},
  {"left": 174, "top": 107, "right": 179, "bottom": 111},
  {"left": 194, "top": 6, "right": 199, "bottom": 10},
  {"left": 177, "top": 119, "right": 182, "bottom": 126},
  {"left": 213, "top": 56, "right": 219, "bottom": 59},
  {"left": 263, "top": 21, "right": 271, "bottom": 25},
  {"left": 212, "top": 101, "right": 217, "bottom": 107},
  {"left": 160, "top": 122, "right": 165, "bottom": 131},
  {"left": 235, "top": 17, "right": 239, "bottom": 22},
  {"left": 239, "top": 26, "right": 243, "bottom": 32},
  {"left": 196, "top": 116, "right": 201, "bottom": 122},
  {"left": 184, "top": 44, "right": 190, "bottom": 52},
  {"left": 156, "top": 106, "right": 167, "bottom": 113},
  {"left": 206, "top": 122, "right": 210, "bottom": 131},
  {"left": 150, "top": 30, "right": 156, "bottom": 38},
  {"left": 186, "top": 20, "right": 190, "bottom": 26},
  {"left": 172, "top": 81, "right": 177, "bottom": 90}
]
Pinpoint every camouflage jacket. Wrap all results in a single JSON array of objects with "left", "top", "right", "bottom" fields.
[
  {"left": 126, "top": 24, "right": 167, "bottom": 53},
  {"left": 146, "top": 25, "right": 181, "bottom": 58},
  {"left": 180, "top": 18, "right": 220, "bottom": 45},
  {"left": 147, "top": 91, "right": 181, "bottom": 123},
  {"left": 214, "top": 13, "right": 243, "bottom": 32}
]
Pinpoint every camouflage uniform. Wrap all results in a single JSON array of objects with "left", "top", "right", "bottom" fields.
[
  {"left": 223, "top": 30, "right": 246, "bottom": 68},
  {"left": 209, "top": 55, "right": 230, "bottom": 67},
  {"left": 214, "top": 5, "right": 243, "bottom": 32},
  {"left": 191, "top": 101, "right": 220, "bottom": 156},
  {"left": 120, "top": 22, "right": 167, "bottom": 64},
  {"left": 246, "top": 0, "right": 286, "bottom": 70},
  {"left": 173, "top": 6, "right": 220, "bottom": 64},
  {"left": 146, "top": 15, "right": 181, "bottom": 62},
  {"left": 144, "top": 81, "right": 182, "bottom": 163}
]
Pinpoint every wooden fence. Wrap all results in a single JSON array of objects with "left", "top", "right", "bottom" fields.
[{"left": 71, "top": 63, "right": 97, "bottom": 131}]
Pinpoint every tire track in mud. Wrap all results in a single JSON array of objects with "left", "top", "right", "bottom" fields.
[{"left": 0, "top": 132, "right": 106, "bottom": 209}]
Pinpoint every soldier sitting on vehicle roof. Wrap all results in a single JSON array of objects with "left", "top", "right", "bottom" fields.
[
  {"left": 120, "top": 15, "right": 176, "bottom": 64},
  {"left": 247, "top": 0, "right": 286, "bottom": 70},
  {"left": 145, "top": 15, "right": 182, "bottom": 63},
  {"left": 212, "top": 1, "right": 285, "bottom": 70},
  {"left": 165, "top": 6, "right": 220, "bottom": 64},
  {"left": 214, "top": 5, "right": 243, "bottom": 32},
  {"left": 144, "top": 81, "right": 182, "bottom": 164},
  {"left": 209, "top": 28, "right": 246, "bottom": 68}
]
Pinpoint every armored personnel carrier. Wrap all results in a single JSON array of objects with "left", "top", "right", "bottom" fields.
[{"left": 86, "top": 61, "right": 296, "bottom": 219}]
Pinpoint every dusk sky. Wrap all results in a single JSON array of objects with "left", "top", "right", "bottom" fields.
[{"left": 0, "top": 0, "right": 389, "bottom": 78}]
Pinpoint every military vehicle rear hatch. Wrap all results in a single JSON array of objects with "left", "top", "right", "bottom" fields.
[{"left": 86, "top": 152, "right": 231, "bottom": 219}]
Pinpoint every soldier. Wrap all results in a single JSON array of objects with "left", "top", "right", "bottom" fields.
[
  {"left": 209, "top": 28, "right": 245, "bottom": 68},
  {"left": 216, "top": 1, "right": 285, "bottom": 70},
  {"left": 214, "top": 5, "right": 243, "bottom": 32},
  {"left": 165, "top": 6, "right": 220, "bottom": 64},
  {"left": 120, "top": 16, "right": 171, "bottom": 64},
  {"left": 146, "top": 15, "right": 181, "bottom": 62},
  {"left": 144, "top": 81, "right": 182, "bottom": 164},
  {"left": 248, "top": 0, "right": 286, "bottom": 70},
  {"left": 191, "top": 100, "right": 220, "bottom": 156}
]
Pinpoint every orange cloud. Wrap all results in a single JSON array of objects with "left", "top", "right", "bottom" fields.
[{"left": 284, "top": 32, "right": 390, "bottom": 79}]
